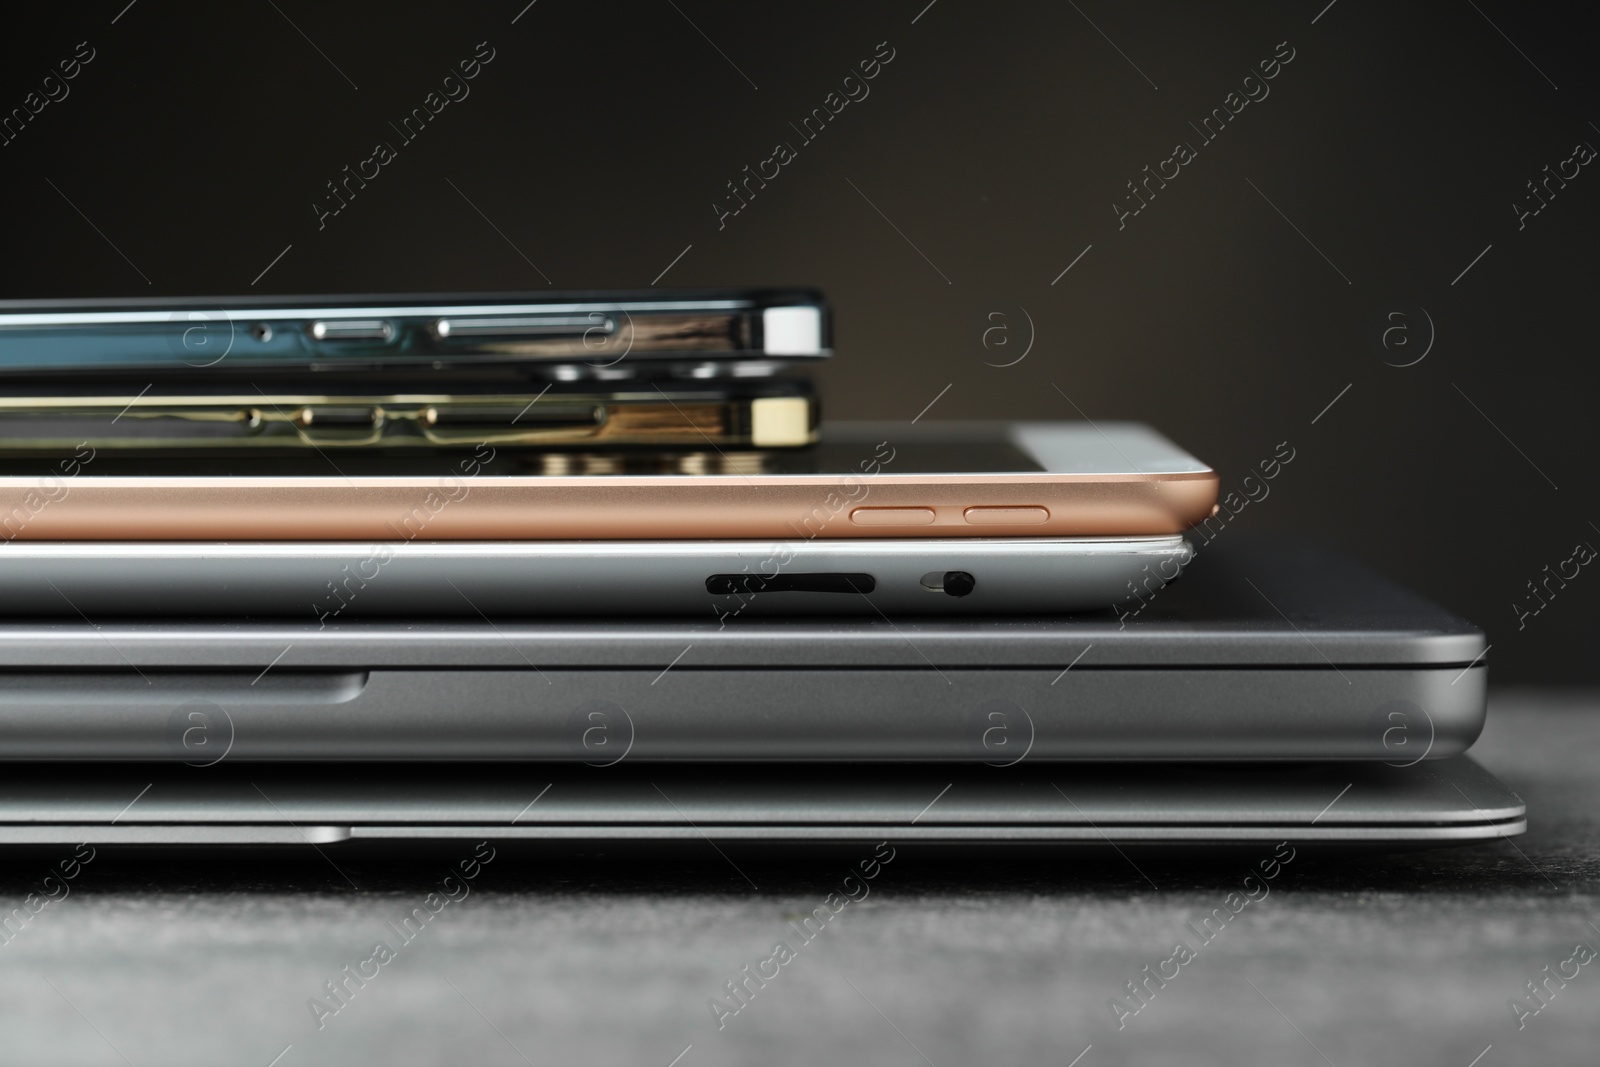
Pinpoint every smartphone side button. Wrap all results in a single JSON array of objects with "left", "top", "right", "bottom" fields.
[
  {"left": 963, "top": 506, "right": 1049, "bottom": 524},
  {"left": 308, "top": 319, "right": 395, "bottom": 342},
  {"left": 850, "top": 507, "right": 937, "bottom": 526}
]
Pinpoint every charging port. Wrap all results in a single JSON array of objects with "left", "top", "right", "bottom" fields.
[{"left": 706, "top": 573, "right": 875, "bottom": 595}]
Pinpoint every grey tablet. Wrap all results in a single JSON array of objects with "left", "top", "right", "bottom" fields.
[
  {"left": 0, "top": 756, "right": 1523, "bottom": 846},
  {"left": 0, "top": 535, "right": 1193, "bottom": 617},
  {"left": 0, "top": 542, "right": 1485, "bottom": 761}
]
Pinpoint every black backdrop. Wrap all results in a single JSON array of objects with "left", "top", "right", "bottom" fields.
[{"left": 2, "top": 1, "right": 1594, "bottom": 681}]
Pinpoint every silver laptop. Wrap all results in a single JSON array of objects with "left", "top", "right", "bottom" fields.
[
  {"left": 0, "top": 542, "right": 1486, "bottom": 762},
  {"left": 0, "top": 756, "right": 1524, "bottom": 846}
]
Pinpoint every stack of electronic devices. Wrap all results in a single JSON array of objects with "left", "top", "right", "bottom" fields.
[{"left": 0, "top": 290, "right": 1520, "bottom": 848}]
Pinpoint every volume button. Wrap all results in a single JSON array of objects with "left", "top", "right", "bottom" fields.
[
  {"left": 850, "top": 507, "right": 937, "bottom": 526},
  {"left": 963, "top": 506, "right": 1049, "bottom": 525}
]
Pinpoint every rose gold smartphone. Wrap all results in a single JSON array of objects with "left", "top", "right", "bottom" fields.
[
  {"left": 0, "top": 377, "right": 817, "bottom": 453},
  {"left": 0, "top": 422, "right": 1217, "bottom": 541}
]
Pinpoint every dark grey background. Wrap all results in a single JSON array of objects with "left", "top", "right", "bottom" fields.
[{"left": 1, "top": 1, "right": 1594, "bottom": 680}]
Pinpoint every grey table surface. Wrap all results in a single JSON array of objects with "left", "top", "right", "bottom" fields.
[{"left": 1, "top": 690, "right": 1596, "bottom": 1066}]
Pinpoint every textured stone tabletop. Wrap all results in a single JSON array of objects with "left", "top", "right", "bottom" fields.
[{"left": 1, "top": 689, "right": 1595, "bottom": 1066}]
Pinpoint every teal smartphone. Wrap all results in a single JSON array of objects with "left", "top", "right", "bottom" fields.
[{"left": 0, "top": 289, "right": 828, "bottom": 377}]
